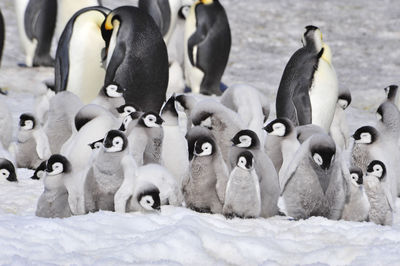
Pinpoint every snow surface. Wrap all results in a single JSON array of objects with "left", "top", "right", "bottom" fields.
[{"left": 0, "top": 0, "right": 400, "bottom": 264}]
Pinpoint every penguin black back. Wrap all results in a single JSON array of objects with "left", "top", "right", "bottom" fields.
[
  {"left": 0, "top": 8, "right": 4, "bottom": 65},
  {"left": 138, "top": 0, "right": 171, "bottom": 37},
  {"left": 102, "top": 6, "right": 169, "bottom": 113}
]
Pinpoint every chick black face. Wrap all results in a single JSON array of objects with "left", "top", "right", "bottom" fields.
[
  {"left": 231, "top": 130, "right": 260, "bottom": 149},
  {"left": 46, "top": 154, "right": 71, "bottom": 176},
  {"left": 367, "top": 160, "right": 386, "bottom": 180},
  {"left": 139, "top": 112, "right": 164, "bottom": 128},
  {"left": 137, "top": 187, "right": 161, "bottom": 211},
  {"left": 19, "top": 113, "right": 36, "bottom": 130},
  {"left": 353, "top": 126, "right": 378, "bottom": 144},
  {"left": 0, "top": 159, "right": 17, "bottom": 182},
  {"left": 264, "top": 118, "right": 293, "bottom": 137},
  {"left": 103, "top": 130, "right": 128, "bottom": 153},
  {"left": 236, "top": 151, "right": 254, "bottom": 170}
]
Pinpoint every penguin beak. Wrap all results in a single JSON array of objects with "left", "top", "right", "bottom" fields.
[
  {"left": 119, "top": 123, "right": 126, "bottom": 131},
  {"left": 104, "top": 138, "right": 113, "bottom": 149},
  {"left": 157, "top": 117, "right": 164, "bottom": 125},
  {"left": 7, "top": 173, "right": 17, "bottom": 182}
]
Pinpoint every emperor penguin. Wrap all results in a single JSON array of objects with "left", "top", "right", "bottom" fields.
[
  {"left": 116, "top": 104, "right": 138, "bottom": 119},
  {"left": 30, "top": 161, "right": 46, "bottom": 180},
  {"left": 364, "top": 160, "right": 393, "bottom": 226},
  {"left": 84, "top": 130, "right": 137, "bottom": 212},
  {"left": 341, "top": 166, "right": 370, "bottom": 222},
  {"left": 184, "top": 0, "right": 231, "bottom": 95},
  {"left": 229, "top": 129, "right": 280, "bottom": 218},
  {"left": 384, "top": 84, "right": 400, "bottom": 109},
  {"left": 0, "top": 99, "right": 13, "bottom": 149},
  {"left": 55, "top": 0, "right": 100, "bottom": 41},
  {"left": 330, "top": 90, "right": 352, "bottom": 150},
  {"left": 376, "top": 98, "right": 400, "bottom": 141},
  {"left": 278, "top": 134, "right": 347, "bottom": 220},
  {"left": 351, "top": 126, "right": 399, "bottom": 199},
  {"left": 220, "top": 84, "right": 270, "bottom": 146},
  {"left": 44, "top": 91, "right": 83, "bottom": 154},
  {"left": 276, "top": 25, "right": 338, "bottom": 132},
  {"left": 91, "top": 83, "right": 126, "bottom": 117},
  {"left": 0, "top": 8, "right": 4, "bottom": 65},
  {"left": 191, "top": 99, "right": 244, "bottom": 164},
  {"left": 101, "top": 6, "right": 169, "bottom": 112},
  {"left": 15, "top": 0, "right": 57, "bottom": 67},
  {"left": 55, "top": 6, "right": 110, "bottom": 104},
  {"left": 14, "top": 113, "right": 51, "bottom": 169},
  {"left": 123, "top": 182, "right": 161, "bottom": 213},
  {"left": 35, "top": 154, "right": 72, "bottom": 218},
  {"left": 184, "top": 126, "right": 229, "bottom": 214},
  {"left": 0, "top": 159, "right": 17, "bottom": 182},
  {"left": 160, "top": 95, "right": 189, "bottom": 188},
  {"left": 223, "top": 151, "right": 261, "bottom": 219}
]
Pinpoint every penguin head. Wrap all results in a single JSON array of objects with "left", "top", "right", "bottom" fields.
[
  {"left": 236, "top": 151, "right": 254, "bottom": 170},
  {"left": 384, "top": 85, "right": 398, "bottom": 101},
  {"left": 194, "top": 136, "right": 215, "bottom": 157},
  {"left": 46, "top": 154, "right": 71, "bottom": 176},
  {"left": 366, "top": 160, "right": 386, "bottom": 180},
  {"left": 139, "top": 112, "right": 164, "bottom": 128},
  {"left": 101, "top": 11, "right": 121, "bottom": 49},
  {"left": 231, "top": 130, "right": 260, "bottom": 149},
  {"left": 264, "top": 118, "right": 293, "bottom": 137},
  {"left": 301, "top": 25, "right": 323, "bottom": 51},
  {"left": 103, "top": 83, "right": 125, "bottom": 98},
  {"left": 161, "top": 94, "right": 178, "bottom": 119},
  {"left": 178, "top": 5, "right": 191, "bottom": 19},
  {"left": 103, "top": 130, "right": 128, "bottom": 153},
  {"left": 88, "top": 139, "right": 104, "bottom": 150},
  {"left": 349, "top": 166, "right": 363, "bottom": 186},
  {"left": 119, "top": 111, "right": 142, "bottom": 131},
  {"left": 338, "top": 93, "right": 352, "bottom": 110},
  {"left": 0, "top": 159, "right": 17, "bottom": 182},
  {"left": 353, "top": 126, "right": 378, "bottom": 144},
  {"left": 19, "top": 113, "right": 36, "bottom": 130},
  {"left": 309, "top": 136, "right": 336, "bottom": 171},
  {"left": 192, "top": 112, "right": 213, "bottom": 129},
  {"left": 116, "top": 104, "right": 137, "bottom": 118},
  {"left": 31, "top": 161, "right": 47, "bottom": 180},
  {"left": 137, "top": 186, "right": 161, "bottom": 212}
]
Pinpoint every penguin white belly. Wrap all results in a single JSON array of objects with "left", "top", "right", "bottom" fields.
[
  {"left": 309, "top": 59, "right": 338, "bottom": 132},
  {"left": 329, "top": 106, "right": 346, "bottom": 149},
  {"left": 184, "top": 7, "right": 204, "bottom": 93},
  {"left": 167, "top": 60, "right": 185, "bottom": 94},
  {"left": 67, "top": 17, "right": 106, "bottom": 104},
  {"left": 163, "top": 0, "right": 181, "bottom": 44},
  {"left": 15, "top": 0, "right": 36, "bottom": 66}
]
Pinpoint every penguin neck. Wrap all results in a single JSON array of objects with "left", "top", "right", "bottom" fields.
[
  {"left": 321, "top": 43, "right": 332, "bottom": 64},
  {"left": 95, "top": 150, "right": 125, "bottom": 172}
]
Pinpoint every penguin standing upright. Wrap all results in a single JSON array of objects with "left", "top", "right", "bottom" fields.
[
  {"left": 102, "top": 6, "right": 169, "bottom": 112},
  {"left": 184, "top": 0, "right": 231, "bottom": 95},
  {"left": 276, "top": 26, "right": 338, "bottom": 132},
  {"left": 15, "top": 0, "right": 57, "bottom": 67},
  {"left": 55, "top": 7, "right": 110, "bottom": 104}
]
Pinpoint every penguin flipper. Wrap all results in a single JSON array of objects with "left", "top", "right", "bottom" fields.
[
  {"left": 55, "top": 17, "right": 74, "bottom": 92},
  {"left": 105, "top": 42, "right": 126, "bottom": 85},
  {"left": 187, "top": 26, "right": 207, "bottom": 66},
  {"left": 292, "top": 90, "right": 312, "bottom": 125},
  {"left": 24, "top": 0, "right": 42, "bottom": 40}
]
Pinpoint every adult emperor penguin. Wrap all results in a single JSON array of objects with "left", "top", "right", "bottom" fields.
[
  {"left": 15, "top": 0, "right": 57, "bottom": 67},
  {"left": 84, "top": 130, "right": 137, "bottom": 212},
  {"left": 223, "top": 151, "right": 261, "bottom": 219},
  {"left": 276, "top": 25, "right": 338, "bottom": 132},
  {"left": 14, "top": 113, "right": 51, "bottom": 169},
  {"left": 278, "top": 134, "right": 347, "bottom": 220},
  {"left": 0, "top": 159, "right": 17, "bottom": 182},
  {"left": 184, "top": 126, "right": 229, "bottom": 213},
  {"left": 184, "top": 0, "right": 231, "bottom": 95},
  {"left": 229, "top": 129, "right": 280, "bottom": 218},
  {"left": 102, "top": 6, "right": 169, "bottom": 112},
  {"left": 376, "top": 97, "right": 400, "bottom": 141},
  {"left": 55, "top": 6, "right": 110, "bottom": 104},
  {"left": 35, "top": 154, "right": 72, "bottom": 218},
  {"left": 330, "top": 90, "right": 352, "bottom": 150},
  {"left": 191, "top": 99, "right": 244, "bottom": 164},
  {"left": 364, "top": 160, "right": 393, "bottom": 226},
  {"left": 55, "top": 0, "right": 100, "bottom": 41},
  {"left": 160, "top": 95, "right": 189, "bottom": 188},
  {"left": 341, "top": 166, "right": 370, "bottom": 222}
]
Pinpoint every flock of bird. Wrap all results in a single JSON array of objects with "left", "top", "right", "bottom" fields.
[{"left": 0, "top": 0, "right": 399, "bottom": 227}]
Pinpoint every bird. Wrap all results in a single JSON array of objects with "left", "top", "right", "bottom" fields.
[
  {"left": 0, "top": 158, "right": 17, "bottom": 182},
  {"left": 330, "top": 90, "right": 352, "bottom": 150}
]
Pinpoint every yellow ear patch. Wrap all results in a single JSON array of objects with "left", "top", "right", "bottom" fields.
[
  {"left": 200, "top": 0, "right": 214, "bottom": 4},
  {"left": 105, "top": 13, "right": 114, "bottom": 30}
]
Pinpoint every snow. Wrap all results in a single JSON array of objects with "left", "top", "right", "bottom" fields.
[{"left": 0, "top": 0, "right": 400, "bottom": 264}]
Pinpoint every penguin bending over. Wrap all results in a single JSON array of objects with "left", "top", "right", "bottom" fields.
[
  {"left": 184, "top": 0, "right": 231, "bottom": 95},
  {"left": 102, "top": 6, "right": 169, "bottom": 112},
  {"left": 55, "top": 6, "right": 110, "bottom": 103},
  {"left": 276, "top": 25, "right": 338, "bottom": 132},
  {"left": 223, "top": 151, "right": 261, "bottom": 219},
  {"left": 15, "top": 0, "right": 57, "bottom": 67},
  {"left": 35, "top": 154, "right": 72, "bottom": 218}
]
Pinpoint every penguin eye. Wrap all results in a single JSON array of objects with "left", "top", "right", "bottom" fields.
[
  {"left": 313, "top": 153, "right": 323, "bottom": 166},
  {"left": 113, "top": 137, "right": 123, "bottom": 146}
]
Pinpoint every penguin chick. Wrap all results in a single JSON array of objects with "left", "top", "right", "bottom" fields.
[
  {"left": 14, "top": 113, "right": 51, "bottom": 169},
  {"left": 341, "top": 166, "right": 370, "bottom": 222},
  {"left": 0, "top": 158, "right": 17, "bottom": 182},
  {"left": 229, "top": 129, "right": 279, "bottom": 218},
  {"left": 191, "top": 99, "right": 244, "bottom": 164},
  {"left": 116, "top": 103, "right": 138, "bottom": 118},
  {"left": 364, "top": 160, "right": 393, "bottom": 226},
  {"left": 84, "top": 130, "right": 136, "bottom": 212},
  {"left": 279, "top": 134, "right": 347, "bottom": 220},
  {"left": 330, "top": 91, "right": 351, "bottom": 150},
  {"left": 126, "top": 182, "right": 161, "bottom": 213},
  {"left": 30, "top": 161, "right": 46, "bottom": 180},
  {"left": 35, "top": 154, "right": 72, "bottom": 218},
  {"left": 184, "top": 127, "right": 229, "bottom": 214},
  {"left": 223, "top": 151, "right": 261, "bottom": 219},
  {"left": 91, "top": 83, "right": 126, "bottom": 117}
]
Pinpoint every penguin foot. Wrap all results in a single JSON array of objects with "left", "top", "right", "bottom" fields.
[{"left": 190, "top": 206, "right": 212, "bottom": 214}]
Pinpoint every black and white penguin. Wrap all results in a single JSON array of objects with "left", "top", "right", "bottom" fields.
[
  {"left": 184, "top": 0, "right": 231, "bottom": 95},
  {"left": 0, "top": 159, "right": 17, "bottom": 182},
  {"left": 15, "top": 0, "right": 57, "bottom": 67},
  {"left": 116, "top": 104, "right": 138, "bottom": 119},
  {"left": 276, "top": 25, "right": 338, "bottom": 132},
  {"left": 55, "top": 6, "right": 110, "bottom": 104},
  {"left": 101, "top": 6, "right": 169, "bottom": 112}
]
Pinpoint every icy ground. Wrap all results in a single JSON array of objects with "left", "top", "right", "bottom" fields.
[{"left": 0, "top": 0, "right": 400, "bottom": 265}]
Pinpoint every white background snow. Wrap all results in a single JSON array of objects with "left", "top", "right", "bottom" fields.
[{"left": 0, "top": 0, "right": 400, "bottom": 265}]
